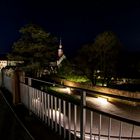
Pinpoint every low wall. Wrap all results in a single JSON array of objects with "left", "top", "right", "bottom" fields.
[{"left": 52, "top": 77, "right": 140, "bottom": 100}]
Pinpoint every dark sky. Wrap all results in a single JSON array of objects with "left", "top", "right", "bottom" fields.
[{"left": 1, "top": 0, "right": 140, "bottom": 56}]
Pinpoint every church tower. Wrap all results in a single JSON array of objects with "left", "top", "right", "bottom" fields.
[
  {"left": 58, "top": 38, "right": 63, "bottom": 58},
  {"left": 57, "top": 38, "right": 66, "bottom": 67}
]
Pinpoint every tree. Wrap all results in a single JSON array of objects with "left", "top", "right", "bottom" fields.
[
  {"left": 57, "top": 59, "right": 89, "bottom": 82},
  {"left": 8, "top": 24, "right": 58, "bottom": 77},
  {"left": 75, "top": 31, "right": 122, "bottom": 85},
  {"left": 75, "top": 43, "right": 98, "bottom": 85},
  {"left": 57, "top": 59, "right": 73, "bottom": 78},
  {"left": 94, "top": 31, "right": 122, "bottom": 85}
]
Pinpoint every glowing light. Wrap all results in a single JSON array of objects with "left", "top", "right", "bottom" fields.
[
  {"left": 31, "top": 98, "right": 68, "bottom": 126},
  {"left": 103, "top": 83, "right": 107, "bottom": 86},
  {"left": 97, "top": 76, "right": 101, "bottom": 79},
  {"left": 50, "top": 86, "right": 72, "bottom": 94},
  {"left": 97, "top": 97, "right": 108, "bottom": 105},
  {"left": 66, "top": 87, "right": 71, "bottom": 94}
]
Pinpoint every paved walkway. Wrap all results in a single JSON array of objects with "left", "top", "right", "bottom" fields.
[
  {"left": 53, "top": 86, "right": 140, "bottom": 123},
  {"left": 0, "top": 89, "right": 63, "bottom": 140},
  {"left": 86, "top": 96, "right": 140, "bottom": 123}
]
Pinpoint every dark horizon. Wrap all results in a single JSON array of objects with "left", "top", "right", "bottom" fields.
[{"left": 1, "top": 0, "right": 140, "bottom": 56}]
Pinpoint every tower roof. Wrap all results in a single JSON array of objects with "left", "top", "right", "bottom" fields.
[{"left": 59, "top": 38, "right": 62, "bottom": 49}]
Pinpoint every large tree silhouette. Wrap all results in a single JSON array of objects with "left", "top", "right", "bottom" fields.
[
  {"left": 94, "top": 31, "right": 122, "bottom": 85},
  {"left": 75, "top": 31, "right": 122, "bottom": 85},
  {"left": 8, "top": 24, "right": 57, "bottom": 77}
]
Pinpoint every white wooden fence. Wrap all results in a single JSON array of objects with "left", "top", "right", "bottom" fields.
[{"left": 3, "top": 73, "right": 140, "bottom": 140}]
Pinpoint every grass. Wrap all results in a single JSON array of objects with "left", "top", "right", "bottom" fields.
[{"left": 65, "top": 75, "right": 90, "bottom": 83}]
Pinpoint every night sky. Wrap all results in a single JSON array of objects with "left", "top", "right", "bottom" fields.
[{"left": 1, "top": 0, "right": 140, "bottom": 56}]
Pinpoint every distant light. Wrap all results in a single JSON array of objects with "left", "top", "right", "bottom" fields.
[
  {"left": 111, "top": 77, "right": 114, "bottom": 80},
  {"left": 97, "top": 97, "right": 108, "bottom": 105},
  {"left": 97, "top": 76, "right": 101, "bottom": 79},
  {"left": 103, "top": 83, "right": 107, "bottom": 86}
]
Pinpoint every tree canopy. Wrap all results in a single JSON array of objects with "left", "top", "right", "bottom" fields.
[
  {"left": 57, "top": 59, "right": 89, "bottom": 82},
  {"left": 75, "top": 31, "right": 122, "bottom": 85},
  {"left": 75, "top": 43, "right": 98, "bottom": 84},
  {"left": 8, "top": 24, "right": 58, "bottom": 76},
  {"left": 94, "top": 31, "right": 122, "bottom": 82}
]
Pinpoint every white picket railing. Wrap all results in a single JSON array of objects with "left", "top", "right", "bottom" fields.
[{"left": 3, "top": 74, "right": 140, "bottom": 140}]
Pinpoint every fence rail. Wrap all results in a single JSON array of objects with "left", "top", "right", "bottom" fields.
[{"left": 2, "top": 73, "right": 140, "bottom": 140}]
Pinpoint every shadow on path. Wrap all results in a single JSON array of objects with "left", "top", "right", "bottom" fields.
[{"left": 0, "top": 88, "right": 63, "bottom": 140}]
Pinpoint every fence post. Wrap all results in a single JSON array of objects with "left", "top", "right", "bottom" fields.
[
  {"left": 1, "top": 68, "right": 4, "bottom": 87},
  {"left": 28, "top": 77, "right": 32, "bottom": 86},
  {"left": 19, "top": 71, "right": 25, "bottom": 84},
  {"left": 13, "top": 69, "right": 21, "bottom": 105},
  {"left": 80, "top": 91, "right": 86, "bottom": 140},
  {"left": 28, "top": 77, "right": 32, "bottom": 115}
]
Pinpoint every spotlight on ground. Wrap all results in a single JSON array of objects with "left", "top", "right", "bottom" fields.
[{"left": 97, "top": 97, "right": 108, "bottom": 105}]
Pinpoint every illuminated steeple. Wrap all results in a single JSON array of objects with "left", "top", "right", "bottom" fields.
[
  {"left": 57, "top": 38, "right": 66, "bottom": 67},
  {"left": 58, "top": 38, "right": 63, "bottom": 57},
  {"left": 59, "top": 38, "right": 62, "bottom": 49}
]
